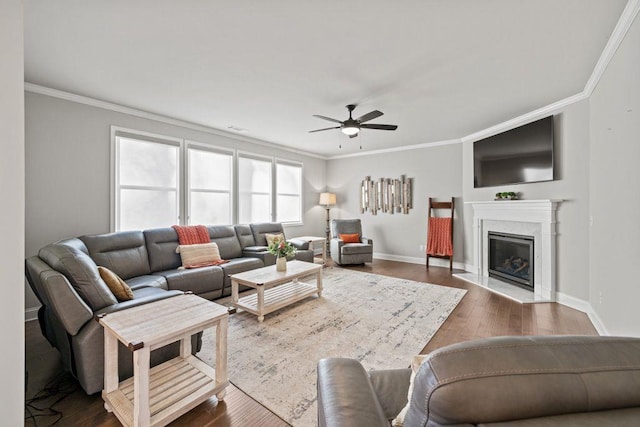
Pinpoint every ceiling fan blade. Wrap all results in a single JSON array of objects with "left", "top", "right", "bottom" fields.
[
  {"left": 312, "top": 114, "right": 343, "bottom": 124},
  {"left": 360, "top": 124, "right": 398, "bottom": 131},
  {"left": 355, "top": 110, "right": 383, "bottom": 123},
  {"left": 309, "top": 126, "right": 341, "bottom": 133}
]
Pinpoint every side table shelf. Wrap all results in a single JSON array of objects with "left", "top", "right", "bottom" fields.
[{"left": 102, "top": 356, "right": 227, "bottom": 426}]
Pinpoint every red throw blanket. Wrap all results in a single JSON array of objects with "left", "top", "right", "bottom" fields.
[
  {"left": 427, "top": 217, "right": 453, "bottom": 256},
  {"left": 172, "top": 225, "right": 211, "bottom": 245}
]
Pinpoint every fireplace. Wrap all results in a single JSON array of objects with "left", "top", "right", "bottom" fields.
[
  {"left": 457, "top": 200, "right": 560, "bottom": 303},
  {"left": 488, "top": 232, "right": 534, "bottom": 290}
]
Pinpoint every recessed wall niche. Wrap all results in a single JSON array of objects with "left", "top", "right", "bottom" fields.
[{"left": 360, "top": 175, "right": 413, "bottom": 215}]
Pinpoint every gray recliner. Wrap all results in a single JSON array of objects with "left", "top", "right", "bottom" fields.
[
  {"left": 330, "top": 219, "right": 373, "bottom": 265},
  {"left": 317, "top": 335, "right": 640, "bottom": 426}
]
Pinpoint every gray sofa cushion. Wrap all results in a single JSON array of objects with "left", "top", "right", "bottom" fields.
[
  {"left": 143, "top": 227, "right": 182, "bottom": 272},
  {"left": 243, "top": 245, "right": 268, "bottom": 253},
  {"left": 234, "top": 224, "right": 256, "bottom": 249},
  {"left": 155, "top": 266, "right": 224, "bottom": 296},
  {"left": 342, "top": 243, "right": 373, "bottom": 255},
  {"left": 208, "top": 225, "right": 243, "bottom": 259},
  {"left": 220, "top": 257, "right": 264, "bottom": 295},
  {"left": 126, "top": 274, "right": 168, "bottom": 291},
  {"left": 38, "top": 240, "right": 117, "bottom": 311},
  {"left": 250, "top": 222, "right": 285, "bottom": 246},
  {"left": 80, "top": 231, "right": 151, "bottom": 280}
]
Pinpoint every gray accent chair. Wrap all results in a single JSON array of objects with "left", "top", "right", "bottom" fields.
[
  {"left": 330, "top": 219, "right": 373, "bottom": 265},
  {"left": 317, "top": 335, "right": 640, "bottom": 426},
  {"left": 249, "top": 222, "right": 315, "bottom": 263}
]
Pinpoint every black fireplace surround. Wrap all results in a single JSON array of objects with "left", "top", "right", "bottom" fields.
[{"left": 488, "top": 232, "right": 534, "bottom": 290}]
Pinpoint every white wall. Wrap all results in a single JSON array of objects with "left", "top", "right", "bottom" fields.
[
  {"left": 462, "top": 100, "right": 592, "bottom": 300},
  {"left": 0, "top": 0, "right": 25, "bottom": 423},
  {"left": 25, "top": 92, "right": 327, "bottom": 311},
  {"left": 326, "top": 143, "right": 463, "bottom": 265},
  {"left": 589, "top": 13, "right": 640, "bottom": 336}
]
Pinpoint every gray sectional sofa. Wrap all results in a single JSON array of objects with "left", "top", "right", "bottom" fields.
[{"left": 25, "top": 222, "right": 314, "bottom": 394}]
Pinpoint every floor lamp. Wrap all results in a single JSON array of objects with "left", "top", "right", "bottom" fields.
[{"left": 319, "top": 192, "right": 336, "bottom": 255}]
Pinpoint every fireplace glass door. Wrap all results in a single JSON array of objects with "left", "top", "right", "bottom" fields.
[{"left": 488, "top": 232, "right": 534, "bottom": 290}]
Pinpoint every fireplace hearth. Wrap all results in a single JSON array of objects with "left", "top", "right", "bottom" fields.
[{"left": 488, "top": 232, "right": 534, "bottom": 290}]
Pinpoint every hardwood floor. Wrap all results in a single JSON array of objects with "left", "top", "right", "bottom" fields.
[{"left": 25, "top": 259, "right": 597, "bottom": 426}]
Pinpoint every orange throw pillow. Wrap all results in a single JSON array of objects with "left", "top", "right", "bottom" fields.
[{"left": 339, "top": 233, "right": 361, "bottom": 244}]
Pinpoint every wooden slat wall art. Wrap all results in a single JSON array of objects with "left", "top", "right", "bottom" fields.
[{"left": 360, "top": 175, "right": 413, "bottom": 215}]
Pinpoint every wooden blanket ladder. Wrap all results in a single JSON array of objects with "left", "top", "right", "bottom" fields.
[{"left": 426, "top": 197, "right": 455, "bottom": 270}]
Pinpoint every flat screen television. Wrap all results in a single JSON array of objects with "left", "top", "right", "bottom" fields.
[{"left": 473, "top": 115, "right": 554, "bottom": 188}]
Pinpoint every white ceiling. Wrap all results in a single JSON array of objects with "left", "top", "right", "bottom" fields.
[{"left": 24, "top": 0, "right": 628, "bottom": 157}]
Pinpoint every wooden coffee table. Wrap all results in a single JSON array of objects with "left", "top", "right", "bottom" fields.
[
  {"left": 230, "top": 260, "right": 323, "bottom": 322},
  {"left": 98, "top": 294, "right": 229, "bottom": 427}
]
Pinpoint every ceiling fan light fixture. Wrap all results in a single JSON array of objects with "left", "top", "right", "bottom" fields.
[{"left": 341, "top": 124, "right": 359, "bottom": 136}]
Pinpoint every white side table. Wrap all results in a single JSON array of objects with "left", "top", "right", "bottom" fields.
[
  {"left": 295, "top": 235, "right": 327, "bottom": 265},
  {"left": 99, "top": 294, "right": 228, "bottom": 427}
]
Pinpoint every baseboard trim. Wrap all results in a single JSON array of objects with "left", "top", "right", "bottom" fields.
[
  {"left": 25, "top": 306, "right": 39, "bottom": 322},
  {"left": 586, "top": 310, "right": 609, "bottom": 337},
  {"left": 373, "top": 252, "right": 466, "bottom": 270},
  {"left": 555, "top": 292, "right": 591, "bottom": 313},
  {"left": 555, "top": 292, "right": 609, "bottom": 336}
]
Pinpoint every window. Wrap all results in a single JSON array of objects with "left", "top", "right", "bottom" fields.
[
  {"left": 238, "top": 155, "right": 272, "bottom": 224},
  {"left": 276, "top": 161, "right": 302, "bottom": 223},
  {"left": 114, "top": 135, "right": 180, "bottom": 231},
  {"left": 112, "top": 127, "right": 304, "bottom": 230},
  {"left": 187, "top": 145, "right": 233, "bottom": 225}
]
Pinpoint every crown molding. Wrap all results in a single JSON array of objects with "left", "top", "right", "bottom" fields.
[
  {"left": 460, "top": 91, "right": 588, "bottom": 144},
  {"left": 24, "top": 2, "right": 638, "bottom": 161},
  {"left": 584, "top": 0, "right": 640, "bottom": 97},
  {"left": 462, "top": 0, "right": 639, "bottom": 145},
  {"left": 24, "top": 83, "right": 328, "bottom": 160}
]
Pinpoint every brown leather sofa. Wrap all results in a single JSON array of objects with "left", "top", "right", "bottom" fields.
[{"left": 317, "top": 335, "right": 640, "bottom": 426}]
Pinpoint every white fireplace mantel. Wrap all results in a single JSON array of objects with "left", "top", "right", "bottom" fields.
[{"left": 464, "top": 200, "right": 561, "bottom": 302}]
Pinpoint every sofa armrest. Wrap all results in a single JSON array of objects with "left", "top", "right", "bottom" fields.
[
  {"left": 242, "top": 249, "right": 276, "bottom": 266},
  {"left": 95, "top": 289, "right": 184, "bottom": 317},
  {"left": 317, "top": 358, "right": 388, "bottom": 427},
  {"left": 39, "top": 270, "right": 93, "bottom": 336},
  {"left": 242, "top": 245, "right": 268, "bottom": 253},
  {"left": 288, "top": 238, "right": 310, "bottom": 250},
  {"left": 369, "top": 368, "right": 412, "bottom": 420},
  {"left": 361, "top": 236, "right": 373, "bottom": 245}
]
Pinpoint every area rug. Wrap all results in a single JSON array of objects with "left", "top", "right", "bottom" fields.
[{"left": 199, "top": 267, "right": 466, "bottom": 426}]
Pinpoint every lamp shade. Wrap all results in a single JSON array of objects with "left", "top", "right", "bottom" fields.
[{"left": 319, "top": 192, "right": 336, "bottom": 206}]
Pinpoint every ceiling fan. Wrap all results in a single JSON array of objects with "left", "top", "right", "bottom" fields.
[{"left": 309, "top": 104, "right": 398, "bottom": 138}]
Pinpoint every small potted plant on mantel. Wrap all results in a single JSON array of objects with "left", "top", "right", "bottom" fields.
[{"left": 495, "top": 192, "right": 518, "bottom": 200}]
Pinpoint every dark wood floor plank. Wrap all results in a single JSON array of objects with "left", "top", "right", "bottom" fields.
[{"left": 25, "top": 259, "right": 597, "bottom": 426}]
